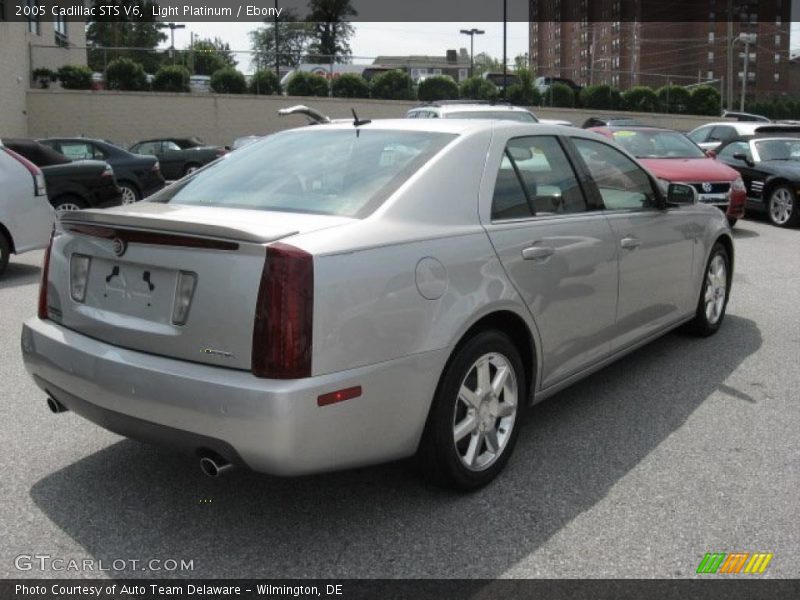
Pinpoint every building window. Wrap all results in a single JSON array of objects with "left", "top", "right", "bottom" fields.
[
  {"left": 707, "top": 70, "right": 714, "bottom": 80},
  {"left": 775, "top": 53, "right": 781, "bottom": 64},
  {"left": 0, "top": 0, "right": 6, "bottom": 21},
  {"left": 774, "top": 73, "right": 780, "bottom": 82},
  {"left": 775, "top": 35, "right": 781, "bottom": 46},
  {"left": 708, "top": 32, "right": 715, "bottom": 43},
  {"left": 26, "top": 0, "right": 40, "bottom": 35},
  {"left": 708, "top": 51, "right": 714, "bottom": 62},
  {"left": 54, "top": 16, "right": 68, "bottom": 46}
]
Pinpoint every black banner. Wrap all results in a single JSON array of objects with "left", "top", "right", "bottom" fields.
[
  {"left": 1, "top": 0, "right": 788, "bottom": 22},
  {"left": 3, "top": 579, "right": 800, "bottom": 600}
]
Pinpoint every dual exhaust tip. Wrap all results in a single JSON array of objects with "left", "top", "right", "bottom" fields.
[{"left": 46, "top": 396, "right": 233, "bottom": 478}]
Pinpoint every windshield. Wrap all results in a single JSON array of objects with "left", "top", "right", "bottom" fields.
[
  {"left": 446, "top": 111, "right": 537, "bottom": 122},
  {"left": 149, "top": 129, "right": 456, "bottom": 218},
  {"left": 611, "top": 130, "right": 706, "bottom": 159},
  {"left": 754, "top": 138, "right": 800, "bottom": 161}
]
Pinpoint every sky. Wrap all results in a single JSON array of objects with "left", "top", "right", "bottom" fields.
[{"left": 159, "top": 21, "right": 800, "bottom": 75}]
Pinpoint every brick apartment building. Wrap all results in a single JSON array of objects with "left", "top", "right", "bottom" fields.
[{"left": 529, "top": 0, "right": 793, "bottom": 106}]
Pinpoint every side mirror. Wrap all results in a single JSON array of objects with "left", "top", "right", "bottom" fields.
[
  {"left": 732, "top": 152, "right": 754, "bottom": 167},
  {"left": 508, "top": 146, "right": 534, "bottom": 162},
  {"left": 666, "top": 182, "right": 697, "bottom": 206},
  {"left": 705, "top": 149, "right": 716, "bottom": 158}
]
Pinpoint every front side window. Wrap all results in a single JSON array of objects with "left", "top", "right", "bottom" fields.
[
  {"left": 491, "top": 136, "right": 587, "bottom": 220},
  {"left": 572, "top": 138, "right": 657, "bottom": 210},
  {"left": 150, "top": 129, "right": 456, "bottom": 218},
  {"left": 610, "top": 130, "right": 706, "bottom": 159},
  {"left": 58, "top": 142, "right": 104, "bottom": 161},
  {"left": 718, "top": 141, "right": 752, "bottom": 161},
  {"left": 133, "top": 142, "right": 160, "bottom": 156},
  {"left": 162, "top": 141, "right": 182, "bottom": 152},
  {"left": 688, "top": 126, "right": 712, "bottom": 144},
  {"left": 709, "top": 126, "right": 736, "bottom": 142}
]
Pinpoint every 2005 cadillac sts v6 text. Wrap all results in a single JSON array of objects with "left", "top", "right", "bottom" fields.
[{"left": 21, "top": 121, "right": 733, "bottom": 490}]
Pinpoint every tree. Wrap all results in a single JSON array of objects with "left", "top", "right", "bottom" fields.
[
  {"left": 306, "top": 0, "right": 357, "bottom": 64},
  {"left": 505, "top": 68, "right": 541, "bottom": 106},
  {"left": 689, "top": 86, "right": 719, "bottom": 116},
  {"left": 286, "top": 71, "right": 329, "bottom": 96},
  {"left": 152, "top": 65, "right": 191, "bottom": 92},
  {"left": 418, "top": 76, "right": 459, "bottom": 102},
  {"left": 250, "top": 10, "right": 315, "bottom": 71},
  {"left": 86, "top": 0, "right": 167, "bottom": 74},
  {"left": 249, "top": 70, "right": 280, "bottom": 95},
  {"left": 657, "top": 85, "right": 691, "bottom": 114},
  {"left": 580, "top": 84, "right": 623, "bottom": 110},
  {"left": 191, "top": 37, "right": 237, "bottom": 76},
  {"left": 210, "top": 67, "right": 247, "bottom": 94},
  {"left": 370, "top": 70, "right": 415, "bottom": 100},
  {"left": 622, "top": 86, "right": 660, "bottom": 112},
  {"left": 459, "top": 76, "right": 499, "bottom": 101},
  {"left": 472, "top": 52, "right": 502, "bottom": 77},
  {"left": 331, "top": 73, "right": 369, "bottom": 98},
  {"left": 105, "top": 57, "right": 148, "bottom": 91},
  {"left": 542, "top": 82, "right": 574, "bottom": 108}
]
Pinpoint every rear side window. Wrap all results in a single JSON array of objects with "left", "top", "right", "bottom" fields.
[
  {"left": 491, "top": 136, "right": 586, "bottom": 220},
  {"left": 688, "top": 126, "right": 712, "bottom": 144},
  {"left": 710, "top": 126, "right": 736, "bottom": 142},
  {"left": 134, "top": 142, "right": 160, "bottom": 156},
  {"left": 150, "top": 129, "right": 456, "bottom": 218},
  {"left": 572, "top": 138, "right": 657, "bottom": 210}
]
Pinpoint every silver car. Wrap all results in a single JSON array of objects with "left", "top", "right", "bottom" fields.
[{"left": 21, "top": 121, "right": 733, "bottom": 490}]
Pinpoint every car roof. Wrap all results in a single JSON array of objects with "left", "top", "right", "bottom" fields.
[
  {"left": 598, "top": 126, "right": 673, "bottom": 133},
  {"left": 286, "top": 118, "right": 577, "bottom": 137},
  {"left": 409, "top": 102, "right": 530, "bottom": 113},
  {"left": 691, "top": 122, "right": 792, "bottom": 134}
]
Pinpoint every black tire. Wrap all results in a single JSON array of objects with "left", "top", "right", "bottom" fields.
[
  {"left": 766, "top": 185, "right": 800, "bottom": 228},
  {"left": 52, "top": 196, "right": 87, "bottom": 214},
  {"left": 417, "top": 330, "right": 528, "bottom": 491},
  {"left": 118, "top": 181, "right": 140, "bottom": 205},
  {"left": 687, "top": 242, "right": 730, "bottom": 337},
  {"left": 0, "top": 233, "right": 10, "bottom": 276},
  {"left": 727, "top": 217, "right": 737, "bottom": 228}
]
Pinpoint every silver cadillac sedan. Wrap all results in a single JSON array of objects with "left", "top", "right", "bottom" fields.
[{"left": 21, "top": 120, "right": 733, "bottom": 490}]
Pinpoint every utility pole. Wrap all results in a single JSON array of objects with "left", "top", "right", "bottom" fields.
[
  {"left": 158, "top": 23, "right": 186, "bottom": 65},
  {"left": 460, "top": 28, "right": 485, "bottom": 78},
  {"left": 274, "top": 0, "right": 280, "bottom": 79},
  {"left": 727, "top": 0, "right": 733, "bottom": 110},
  {"left": 740, "top": 33, "right": 753, "bottom": 112},
  {"left": 502, "top": 0, "right": 507, "bottom": 100}
]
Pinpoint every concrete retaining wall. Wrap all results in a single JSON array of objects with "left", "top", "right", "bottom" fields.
[{"left": 26, "top": 89, "right": 721, "bottom": 148}]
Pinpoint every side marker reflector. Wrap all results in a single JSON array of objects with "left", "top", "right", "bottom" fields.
[{"left": 317, "top": 386, "right": 362, "bottom": 407}]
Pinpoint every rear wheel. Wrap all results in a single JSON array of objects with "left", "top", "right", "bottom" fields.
[
  {"left": 417, "top": 330, "right": 527, "bottom": 491},
  {"left": 0, "top": 234, "right": 10, "bottom": 276},
  {"left": 687, "top": 242, "right": 730, "bottom": 337},
  {"left": 119, "top": 182, "right": 140, "bottom": 205},
  {"left": 52, "top": 196, "right": 87, "bottom": 214},
  {"left": 767, "top": 185, "right": 799, "bottom": 227}
]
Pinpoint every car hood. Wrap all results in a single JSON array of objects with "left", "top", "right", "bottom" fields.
[{"left": 638, "top": 157, "right": 739, "bottom": 182}]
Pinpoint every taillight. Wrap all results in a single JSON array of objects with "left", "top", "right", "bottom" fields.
[
  {"left": 38, "top": 230, "right": 55, "bottom": 319},
  {"left": 252, "top": 243, "right": 314, "bottom": 379},
  {"left": 3, "top": 147, "right": 46, "bottom": 196},
  {"left": 101, "top": 164, "right": 114, "bottom": 178}
]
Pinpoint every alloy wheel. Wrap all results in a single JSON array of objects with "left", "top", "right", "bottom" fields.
[
  {"left": 704, "top": 254, "right": 727, "bottom": 325},
  {"left": 453, "top": 352, "right": 518, "bottom": 472},
  {"left": 120, "top": 186, "right": 138, "bottom": 205},
  {"left": 55, "top": 202, "right": 81, "bottom": 214},
  {"left": 769, "top": 188, "right": 794, "bottom": 226}
]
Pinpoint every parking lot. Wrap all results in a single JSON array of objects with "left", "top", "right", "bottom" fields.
[{"left": 1, "top": 216, "right": 798, "bottom": 579}]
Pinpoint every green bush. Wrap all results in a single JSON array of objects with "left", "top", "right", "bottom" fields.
[
  {"left": 691, "top": 91, "right": 718, "bottom": 115},
  {"left": 657, "top": 85, "right": 691, "bottom": 114},
  {"left": 417, "top": 76, "right": 459, "bottom": 102},
  {"left": 105, "top": 58, "right": 148, "bottom": 91},
  {"left": 459, "top": 76, "right": 498, "bottom": 101},
  {"left": 210, "top": 67, "right": 247, "bottom": 94},
  {"left": 152, "top": 66, "right": 190, "bottom": 93},
  {"left": 542, "top": 82, "right": 574, "bottom": 108},
  {"left": 57, "top": 65, "right": 92, "bottom": 90},
  {"left": 331, "top": 73, "right": 370, "bottom": 98},
  {"left": 32, "top": 68, "right": 57, "bottom": 89},
  {"left": 622, "top": 86, "right": 660, "bottom": 112},
  {"left": 249, "top": 70, "right": 280, "bottom": 95},
  {"left": 370, "top": 70, "right": 416, "bottom": 100},
  {"left": 506, "top": 83, "right": 542, "bottom": 106},
  {"left": 286, "top": 71, "right": 329, "bottom": 97},
  {"left": 580, "top": 84, "right": 622, "bottom": 110}
]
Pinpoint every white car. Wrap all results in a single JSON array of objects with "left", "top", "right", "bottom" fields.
[
  {"left": 0, "top": 142, "right": 55, "bottom": 275},
  {"left": 406, "top": 101, "right": 572, "bottom": 126},
  {"left": 687, "top": 122, "right": 800, "bottom": 151}
]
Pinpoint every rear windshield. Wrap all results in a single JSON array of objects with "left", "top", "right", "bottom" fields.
[
  {"left": 150, "top": 129, "right": 456, "bottom": 218},
  {"left": 446, "top": 111, "right": 537, "bottom": 122}
]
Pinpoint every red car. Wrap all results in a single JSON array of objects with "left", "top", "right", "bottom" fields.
[{"left": 590, "top": 127, "right": 746, "bottom": 225}]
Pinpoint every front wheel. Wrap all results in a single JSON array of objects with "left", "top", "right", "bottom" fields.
[
  {"left": 0, "top": 234, "right": 10, "bottom": 276},
  {"left": 417, "top": 330, "right": 527, "bottom": 490},
  {"left": 687, "top": 242, "right": 730, "bottom": 337},
  {"left": 767, "top": 185, "right": 799, "bottom": 227}
]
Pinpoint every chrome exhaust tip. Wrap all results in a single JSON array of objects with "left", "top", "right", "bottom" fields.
[
  {"left": 47, "top": 396, "right": 68, "bottom": 414},
  {"left": 199, "top": 456, "right": 233, "bottom": 478}
]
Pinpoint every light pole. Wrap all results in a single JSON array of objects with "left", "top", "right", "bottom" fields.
[
  {"left": 158, "top": 22, "right": 186, "bottom": 65},
  {"left": 460, "top": 28, "right": 485, "bottom": 78}
]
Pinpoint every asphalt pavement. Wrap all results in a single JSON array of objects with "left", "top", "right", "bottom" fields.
[{"left": 1, "top": 216, "right": 798, "bottom": 579}]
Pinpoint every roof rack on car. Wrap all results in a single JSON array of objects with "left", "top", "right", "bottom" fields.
[{"left": 277, "top": 105, "right": 331, "bottom": 125}]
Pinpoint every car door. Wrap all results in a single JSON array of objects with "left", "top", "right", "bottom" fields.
[
  {"left": 482, "top": 134, "right": 619, "bottom": 389},
  {"left": 570, "top": 137, "right": 697, "bottom": 351},
  {"left": 156, "top": 141, "right": 186, "bottom": 180}
]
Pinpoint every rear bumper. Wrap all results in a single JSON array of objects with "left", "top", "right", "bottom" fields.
[{"left": 21, "top": 318, "right": 447, "bottom": 476}]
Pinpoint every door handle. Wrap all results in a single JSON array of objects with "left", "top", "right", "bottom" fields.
[
  {"left": 522, "top": 245, "right": 555, "bottom": 261},
  {"left": 620, "top": 236, "right": 641, "bottom": 250}
]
